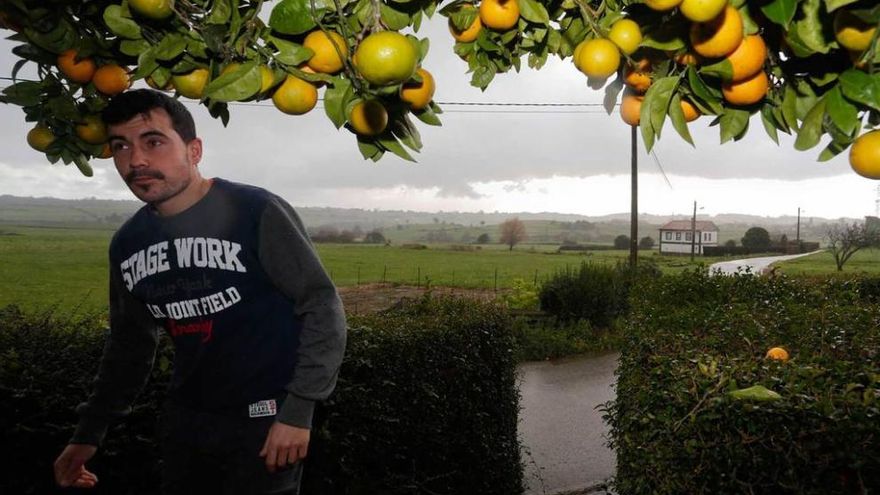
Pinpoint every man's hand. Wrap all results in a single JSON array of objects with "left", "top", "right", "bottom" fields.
[
  {"left": 54, "top": 444, "right": 99, "bottom": 488},
  {"left": 259, "top": 422, "right": 310, "bottom": 473}
]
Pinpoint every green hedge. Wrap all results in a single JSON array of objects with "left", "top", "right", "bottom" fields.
[
  {"left": 606, "top": 271, "right": 880, "bottom": 494},
  {"left": 538, "top": 262, "right": 660, "bottom": 327},
  {"left": 0, "top": 296, "right": 522, "bottom": 494}
]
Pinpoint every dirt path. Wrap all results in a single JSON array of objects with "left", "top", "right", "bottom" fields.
[{"left": 337, "top": 283, "right": 504, "bottom": 315}]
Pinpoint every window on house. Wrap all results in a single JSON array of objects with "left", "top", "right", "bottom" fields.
[
  {"left": 665, "top": 232, "right": 672, "bottom": 240},
  {"left": 675, "top": 232, "right": 681, "bottom": 241},
  {"left": 704, "top": 233, "right": 710, "bottom": 241},
  {"left": 685, "top": 232, "right": 692, "bottom": 241}
]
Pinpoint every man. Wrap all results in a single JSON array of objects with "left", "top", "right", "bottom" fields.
[{"left": 53, "top": 89, "right": 347, "bottom": 494}]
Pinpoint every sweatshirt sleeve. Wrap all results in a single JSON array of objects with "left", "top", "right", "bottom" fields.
[
  {"left": 70, "top": 263, "right": 160, "bottom": 446},
  {"left": 258, "top": 197, "right": 347, "bottom": 429}
]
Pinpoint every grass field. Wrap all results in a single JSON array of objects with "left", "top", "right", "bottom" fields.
[
  {"left": 1, "top": 223, "right": 856, "bottom": 314},
  {"left": 775, "top": 248, "right": 880, "bottom": 275}
]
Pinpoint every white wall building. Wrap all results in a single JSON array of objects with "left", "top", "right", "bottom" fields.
[{"left": 658, "top": 220, "right": 719, "bottom": 255}]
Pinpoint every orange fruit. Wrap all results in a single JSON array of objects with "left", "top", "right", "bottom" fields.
[
  {"left": 765, "top": 347, "right": 789, "bottom": 362},
  {"left": 220, "top": 63, "right": 275, "bottom": 93},
  {"left": 575, "top": 39, "right": 621, "bottom": 80},
  {"left": 690, "top": 5, "right": 744, "bottom": 58},
  {"left": 27, "top": 125, "right": 55, "bottom": 152},
  {"left": 722, "top": 70, "right": 768, "bottom": 106},
  {"left": 449, "top": 6, "right": 482, "bottom": 42},
  {"left": 93, "top": 64, "right": 131, "bottom": 96},
  {"left": 725, "top": 34, "right": 767, "bottom": 82},
  {"left": 479, "top": 0, "right": 520, "bottom": 31},
  {"left": 400, "top": 68, "right": 436, "bottom": 110},
  {"left": 620, "top": 91, "right": 644, "bottom": 126},
  {"left": 97, "top": 143, "right": 113, "bottom": 159},
  {"left": 172, "top": 68, "right": 209, "bottom": 99},
  {"left": 129, "top": 0, "right": 174, "bottom": 20},
  {"left": 680, "top": 0, "right": 728, "bottom": 23},
  {"left": 673, "top": 51, "right": 701, "bottom": 66},
  {"left": 349, "top": 99, "right": 388, "bottom": 136},
  {"left": 623, "top": 60, "right": 652, "bottom": 93},
  {"left": 57, "top": 49, "right": 96, "bottom": 84},
  {"left": 354, "top": 31, "right": 419, "bottom": 86},
  {"left": 75, "top": 114, "right": 108, "bottom": 145},
  {"left": 608, "top": 19, "right": 642, "bottom": 55},
  {"left": 643, "top": 0, "right": 683, "bottom": 11},
  {"left": 834, "top": 10, "right": 876, "bottom": 52},
  {"left": 303, "top": 30, "right": 348, "bottom": 74},
  {"left": 681, "top": 99, "right": 700, "bottom": 122},
  {"left": 850, "top": 129, "right": 880, "bottom": 179},
  {"left": 272, "top": 75, "right": 317, "bottom": 115}
]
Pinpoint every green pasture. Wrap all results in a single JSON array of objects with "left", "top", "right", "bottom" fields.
[
  {"left": 1, "top": 223, "right": 850, "bottom": 315},
  {"left": 775, "top": 248, "right": 880, "bottom": 275}
]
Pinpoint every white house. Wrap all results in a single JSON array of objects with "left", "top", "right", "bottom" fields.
[{"left": 658, "top": 220, "right": 719, "bottom": 255}]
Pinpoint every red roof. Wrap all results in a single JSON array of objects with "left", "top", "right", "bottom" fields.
[{"left": 659, "top": 220, "right": 718, "bottom": 232}]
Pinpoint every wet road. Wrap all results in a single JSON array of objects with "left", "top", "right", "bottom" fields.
[
  {"left": 708, "top": 250, "right": 822, "bottom": 275},
  {"left": 518, "top": 352, "right": 619, "bottom": 494}
]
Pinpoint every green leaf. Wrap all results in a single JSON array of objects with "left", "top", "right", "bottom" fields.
[
  {"left": 103, "top": 5, "right": 142, "bottom": 40},
  {"left": 794, "top": 98, "right": 827, "bottom": 151},
  {"left": 740, "top": 3, "right": 760, "bottom": 35},
  {"left": 204, "top": 61, "right": 262, "bottom": 102},
  {"left": 782, "top": 85, "right": 800, "bottom": 131},
  {"left": 760, "top": 0, "right": 798, "bottom": 28},
  {"left": 719, "top": 108, "right": 750, "bottom": 143},
  {"left": 604, "top": 76, "right": 624, "bottom": 115},
  {"left": 120, "top": 39, "right": 151, "bottom": 57},
  {"left": 700, "top": 59, "right": 734, "bottom": 81},
  {"left": 728, "top": 385, "right": 782, "bottom": 402},
  {"left": 270, "top": 36, "right": 313, "bottom": 66},
  {"left": 825, "top": 0, "right": 860, "bottom": 13},
  {"left": 839, "top": 69, "right": 880, "bottom": 112},
  {"left": 324, "top": 78, "right": 354, "bottom": 129},
  {"left": 132, "top": 48, "right": 159, "bottom": 80},
  {"left": 0, "top": 81, "right": 42, "bottom": 106},
  {"left": 269, "top": 0, "right": 327, "bottom": 35},
  {"left": 760, "top": 106, "right": 780, "bottom": 144},
  {"left": 794, "top": 0, "right": 833, "bottom": 54},
  {"left": 74, "top": 155, "right": 94, "bottom": 177},
  {"left": 471, "top": 65, "right": 496, "bottom": 90},
  {"left": 687, "top": 67, "right": 723, "bottom": 114},
  {"left": 448, "top": 7, "right": 479, "bottom": 31},
  {"left": 518, "top": 0, "right": 550, "bottom": 25},
  {"left": 818, "top": 139, "right": 851, "bottom": 161},
  {"left": 668, "top": 94, "right": 695, "bottom": 146},
  {"left": 357, "top": 137, "right": 384, "bottom": 162},
  {"left": 154, "top": 33, "right": 187, "bottom": 61},
  {"left": 642, "top": 76, "right": 680, "bottom": 140},
  {"left": 413, "top": 106, "right": 442, "bottom": 126},
  {"left": 826, "top": 86, "right": 859, "bottom": 135},
  {"left": 206, "top": 0, "right": 233, "bottom": 24},
  {"left": 378, "top": 134, "right": 416, "bottom": 162},
  {"left": 381, "top": 3, "right": 412, "bottom": 30}
]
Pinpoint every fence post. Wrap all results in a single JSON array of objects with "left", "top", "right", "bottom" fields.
[
  {"left": 417, "top": 267, "right": 421, "bottom": 288},
  {"left": 382, "top": 265, "right": 387, "bottom": 284},
  {"left": 452, "top": 269, "right": 455, "bottom": 286},
  {"left": 494, "top": 267, "right": 498, "bottom": 293},
  {"left": 357, "top": 266, "right": 361, "bottom": 286},
  {"left": 534, "top": 269, "right": 538, "bottom": 287}
]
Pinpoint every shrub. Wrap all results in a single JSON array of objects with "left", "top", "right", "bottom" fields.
[
  {"left": 606, "top": 271, "right": 880, "bottom": 494},
  {"left": 538, "top": 262, "right": 660, "bottom": 328},
  {"left": 1, "top": 297, "right": 522, "bottom": 495},
  {"left": 304, "top": 295, "right": 523, "bottom": 494}
]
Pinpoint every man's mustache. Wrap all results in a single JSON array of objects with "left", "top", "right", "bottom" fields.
[{"left": 126, "top": 170, "right": 164, "bottom": 183}]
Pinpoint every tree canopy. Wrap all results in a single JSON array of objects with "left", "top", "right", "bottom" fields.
[{"left": 1, "top": 0, "right": 879, "bottom": 178}]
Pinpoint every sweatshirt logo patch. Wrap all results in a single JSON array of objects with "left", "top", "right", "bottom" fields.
[{"left": 248, "top": 399, "right": 278, "bottom": 418}]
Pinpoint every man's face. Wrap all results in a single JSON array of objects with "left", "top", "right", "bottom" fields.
[{"left": 108, "top": 109, "right": 202, "bottom": 207}]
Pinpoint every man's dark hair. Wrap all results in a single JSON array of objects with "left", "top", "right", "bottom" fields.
[{"left": 102, "top": 89, "right": 197, "bottom": 142}]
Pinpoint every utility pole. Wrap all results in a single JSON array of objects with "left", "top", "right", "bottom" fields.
[
  {"left": 630, "top": 126, "right": 638, "bottom": 267},
  {"left": 690, "top": 200, "right": 697, "bottom": 261},
  {"left": 796, "top": 207, "right": 801, "bottom": 243}
]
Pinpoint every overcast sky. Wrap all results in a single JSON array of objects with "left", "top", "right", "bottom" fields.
[{"left": 1, "top": 14, "right": 877, "bottom": 220}]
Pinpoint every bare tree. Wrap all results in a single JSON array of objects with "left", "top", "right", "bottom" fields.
[
  {"left": 499, "top": 217, "right": 527, "bottom": 251},
  {"left": 825, "top": 221, "right": 879, "bottom": 271}
]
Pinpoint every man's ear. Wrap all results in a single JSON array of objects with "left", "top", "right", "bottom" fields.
[{"left": 188, "top": 137, "right": 203, "bottom": 166}]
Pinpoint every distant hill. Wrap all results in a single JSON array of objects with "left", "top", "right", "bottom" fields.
[{"left": 0, "top": 194, "right": 849, "bottom": 245}]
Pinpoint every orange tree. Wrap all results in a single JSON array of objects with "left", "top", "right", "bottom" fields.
[{"left": 0, "top": 0, "right": 878, "bottom": 178}]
